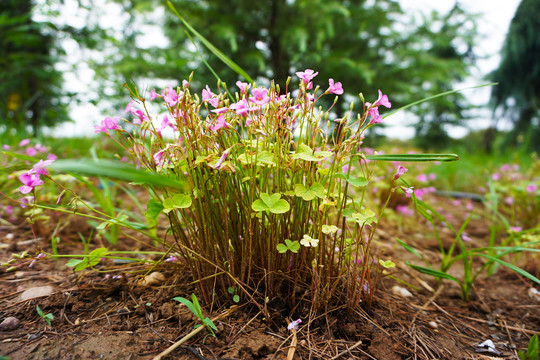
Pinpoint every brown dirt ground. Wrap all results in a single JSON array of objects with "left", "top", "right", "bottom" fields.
[{"left": 1, "top": 196, "right": 539, "bottom": 360}]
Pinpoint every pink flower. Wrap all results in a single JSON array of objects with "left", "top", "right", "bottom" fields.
[
  {"left": 209, "top": 115, "right": 230, "bottom": 132},
  {"left": 32, "top": 159, "right": 54, "bottom": 176},
  {"left": 211, "top": 107, "right": 229, "bottom": 114},
  {"left": 367, "top": 106, "right": 382, "bottom": 124},
  {"left": 429, "top": 173, "right": 437, "bottom": 181},
  {"left": 160, "top": 115, "right": 177, "bottom": 132},
  {"left": 403, "top": 187, "right": 414, "bottom": 198},
  {"left": 213, "top": 148, "right": 232, "bottom": 170},
  {"left": 491, "top": 173, "right": 501, "bottom": 181},
  {"left": 230, "top": 99, "right": 257, "bottom": 116},
  {"left": 153, "top": 150, "right": 166, "bottom": 167},
  {"left": 202, "top": 85, "right": 220, "bottom": 108},
  {"left": 296, "top": 69, "right": 318, "bottom": 84},
  {"left": 124, "top": 100, "right": 135, "bottom": 113},
  {"left": 149, "top": 89, "right": 158, "bottom": 100},
  {"left": 526, "top": 184, "right": 537, "bottom": 194},
  {"left": 505, "top": 196, "right": 514, "bottom": 205},
  {"left": 500, "top": 164, "right": 510, "bottom": 172},
  {"left": 394, "top": 165, "right": 408, "bottom": 180},
  {"left": 94, "top": 117, "right": 121, "bottom": 134},
  {"left": 47, "top": 153, "right": 57, "bottom": 161},
  {"left": 19, "top": 139, "right": 30, "bottom": 147},
  {"left": 18, "top": 172, "right": 44, "bottom": 194},
  {"left": 366, "top": 90, "right": 391, "bottom": 124},
  {"left": 236, "top": 81, "right": 251, "bottom": 94},
  {"left": 416, "top": 174, "right": 428, "bottom": 182},
  {"left": 164, "top": 87, "right": 181, "bottom": 107},
  {"left": 326, "top": 78, "right": 343, "bottom": 95},
  {"left": 373, "top": 89, "right": 391, "bottom": 108},
  {"left": 461, "top": 233, "right": 471, "bottom": 242},
  {"left": 26, "top": 147, "right": 37, "bottom": 156},
  {"left": 396, "top": 205, "right": 414, "bottom": 216},
  {"left": 35, "top": 144, "right": 47, "bottom": 152},
  {"left": 509, "top": 226, "right": 522, "bottom": 232},
  {"left": 250, "top": 87, "right": 270, "bottom": 105},
  {"left": 287, "top": 319, "right": 302, "bottom": 331}
]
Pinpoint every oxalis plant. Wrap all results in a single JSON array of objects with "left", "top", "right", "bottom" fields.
[{"left": 4, "top": 2, "right": 491, "bottom": 316}]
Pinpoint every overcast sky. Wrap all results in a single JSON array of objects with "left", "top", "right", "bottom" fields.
[{"left": 48, "top": 0, "right": 521, "bottom": 139}]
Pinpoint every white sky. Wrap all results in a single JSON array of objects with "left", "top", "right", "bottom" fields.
[{"left": 46, "top": 0, "right": 521, "bottom": 139}]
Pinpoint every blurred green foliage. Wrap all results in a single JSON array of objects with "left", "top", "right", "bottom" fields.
[
  {"left": 0, "top": 0, "right": 70, "bottom": 137},
  {"left": 491, "top": 0, "right": 540, "bottom": 152}
]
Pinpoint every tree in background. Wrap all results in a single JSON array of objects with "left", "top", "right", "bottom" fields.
[
  {"left": 8, "top": 0, "right": 477, "bottom": 146},
  {"left": 490, "top": 0, "right": 540, "bottom": 151},
  {"left": 83, "top": 0, "right": 477, "bottom": 149},
  {"left": 0, "top": 0, "right": 69, "bottom": 138}
]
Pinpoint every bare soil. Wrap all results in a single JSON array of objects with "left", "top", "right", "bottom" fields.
[{"left": 1, "top": 196, "right": 539, "bottom": 359}]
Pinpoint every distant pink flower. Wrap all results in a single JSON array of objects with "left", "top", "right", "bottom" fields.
[
  {"left": 26, "top": 147, "right": 37, "bottom": 156},
  {"left": 149, "top": 89, "right": 158, "bottom": 100},
  {"left": 491, "top": 173, "right": 501, "bottom": 181},
  {"left": 461, "top": 233, "right": 471, "bottom": 242},
  {"left": 124, "top": 100, "right": 135, "bottom": 113},
  {"left": 3, "top": 145, "right": 10, "bottom": 150},
  {"left": 47, "top": 153, "right": 57, "bottom": 161},
  {"left": 526, "top": 184, "right": 537, "bottom": 194},
  {"left": 326, "top": 78, "right": 343, "bottom": 95},
  {"left": 5, "top": 205, "right": 13, "bottom": 215},
  {"left": 236, "top": 81, "right": 251, "bottom": 94},
  {"left": 18, "top": 172, "right": 44, "bottom": 194},
  {"left": 287, "top": 319, "right": 302, "bottom": 331},
  {"left": 296, "top": 69, "right": 318, "bottom": 84},
  {"left": 35, "top": 144, "right": 47, "bottom": 152},
  {"left": 500, "top": 164, "right": 510, "bottom": 171},
  {"left": 509, "top": 226, "right": 522, "bottom": 232},
  {"left": 505, "top": 196, "right": 514, "bottom": 205},
  {"left": 396, "top": 205, "right": 414, "bottom": 216},
  {"left": 429, "top": 173, "right": 437, "bottom": 181},
  {"left": 250, "top": 87, "right": 270, "bottom": 105},
  {"left": 394, "top": 165, "right": 408, "bottom": 180},
  {"left": 417, "top": 174, "right": 428, "bottom": 182},
  {"left": 160, "top": 115, "right": 177, "bottom": 132},
  {"left": 32, "top": 159, "right": 54, "bottom": 176},
  {"left": 209, "top": 115, "right": 230, "bottom": 132},
  {"left": 19, "top": 139, "right": 30, "bottom": 147},
  {"left": 94, "top": 116, "right": 121, "bottom": 134}
]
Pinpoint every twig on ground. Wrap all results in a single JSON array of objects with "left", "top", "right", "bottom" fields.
[
  {"left": 152, "top": 305, "right": 238, "bottom": 360},
  {"left": 329, "top": 340, "right": 363, "bottom": 360}
]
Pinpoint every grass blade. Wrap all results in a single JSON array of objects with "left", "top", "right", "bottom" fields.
[
  {"left": 364, "top": 153, "right": 459, "bottom": 162},
  {"left": 382, "top": 83, "right": 497, "bottom": 119},
  {"left": 49, "top": 159, "right": 184, "bottom": 189},
  {"left": 166, "top": 1, "right": 254, "bottom": 84}
]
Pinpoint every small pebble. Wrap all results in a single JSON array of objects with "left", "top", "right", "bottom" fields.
[
  {"left": 5, "top": 233, "right": 14, "bottom": 241},
  {"left": 0, "top": 317, "right": 20, "bottom": 331},
  {"left": 392, "top": 285, "right": 413, "bottom": 298},
  {"left": 428, "top": 321, "right": 438, "bottom": 329},
  {"left": 528, "top": 287, "right": 540, "bottom": 302},
  {"left": 137, "top": 272, "right": 166, "bottom": 286}
]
